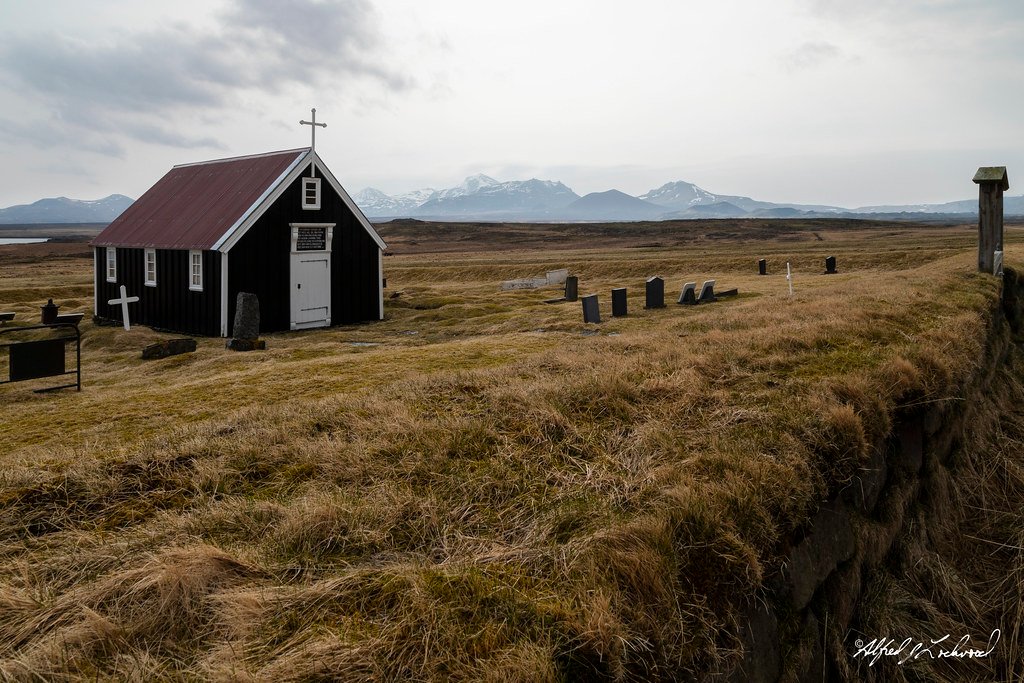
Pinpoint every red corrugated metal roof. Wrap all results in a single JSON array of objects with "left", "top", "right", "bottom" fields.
[{"left": 93, "top": 149, "right": 308, "bottom": 250}]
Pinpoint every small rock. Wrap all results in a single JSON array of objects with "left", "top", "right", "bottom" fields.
[
  {"left": 142, "top": 338, "right": 197, "bottom": 360},
  {"left": 226, "top": 338, "right": 266, "bottom": 352}
]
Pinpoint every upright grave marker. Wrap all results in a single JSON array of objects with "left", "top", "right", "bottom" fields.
[
  {"left": 582, "top": 294, "right": 601, "bottom": 324},
  {"left": 227, "top": 292, "right": 266, "bottom": 351},
  {"left": 758, "top": 259, "right": 767, "bottom": 276},
  {"left": 564, "top": 276, "right": 579, "bottom": 302},
  {"left": 698, "top": 280, "right": 717, "bottom": 303},
  {"left": 611, "top": 288, "right": 628, "bottom": 317},
  {"left": 678, "top": 282, "right": 697, "bottom": 305},
  {"left": 645, "top": 277, "right": 665, "bottom": 309},
  {"left": 107, "top": 285, "right": 139, "bottom": 331},
  {"left": 787, "top": 262, "right": 793, "bottom": 297},
  {"left": 824, "top": 256, "right": 837, "bottom": 275},
  {"left": 973, "top": 166, "right": 1009, "bottom": 274}
]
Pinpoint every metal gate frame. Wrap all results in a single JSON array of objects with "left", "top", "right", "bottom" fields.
[{"left": 0, "top": 323, "right": 82, "bottom": 392}]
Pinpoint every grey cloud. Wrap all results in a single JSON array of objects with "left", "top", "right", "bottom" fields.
[
  {"left": 783, "top": 41, "right": 842, "bottom": 71},
  {"left": 0, "top": 114, "right": 126, "bottom": 157},
  {"left": 800, "top": 0, "right": 1024, "bottom": 58},
  {"left": 0, "top": 0, "right": 411, "bottom": 155}
]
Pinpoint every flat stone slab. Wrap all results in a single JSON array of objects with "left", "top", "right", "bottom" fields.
[
  {"left": 0, "top": 312, "right": 15, "bottom": 322},
  {"left": 501, "top": 278, "right": 548, "bottom": 290},
  {"left": 226, "top": 338, "right": 267, "bottom": 352},
  {"left": 142, "top": 338, "right": 197, "bottom": 360},
  {"left": 546, "top": 269, "right": 569, "bottom": 285}
]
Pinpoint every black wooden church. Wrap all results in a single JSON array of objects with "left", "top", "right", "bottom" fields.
[{"left": 92, "top": 126, "right": 386, "bottom": 337}]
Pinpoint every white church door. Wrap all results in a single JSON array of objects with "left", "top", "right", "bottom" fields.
[{"left": 289, "top": 224, "right": 334, "bottom": 330}]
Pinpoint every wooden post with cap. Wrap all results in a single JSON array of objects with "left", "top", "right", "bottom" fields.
[{"left": 973, "top": 166, "right": 1009, "bottom": 274}]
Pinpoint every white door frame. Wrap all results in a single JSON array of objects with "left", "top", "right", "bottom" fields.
[{"left": 289, "top": 223, "right": 335, "bottom": 330}]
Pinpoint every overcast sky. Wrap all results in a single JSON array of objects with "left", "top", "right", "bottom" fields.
[{"left": 1, "top": 0, "right": 1022, "bottom": 209}]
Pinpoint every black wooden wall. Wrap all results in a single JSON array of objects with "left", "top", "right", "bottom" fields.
[
  {"left": 227, "top": 163, "right": 381, "bottom": 335},
  {"left": 94, "top": 247, "right": 221, "bottom": 336}
]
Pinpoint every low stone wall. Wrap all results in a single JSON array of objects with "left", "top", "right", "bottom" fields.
[{"left": 728, "top": 269, "right": 1022, "bottom": 682}]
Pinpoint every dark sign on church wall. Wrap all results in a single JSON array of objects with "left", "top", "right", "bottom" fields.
[{"left": 296, "top": 227, "right": 327, "bottom": 251}]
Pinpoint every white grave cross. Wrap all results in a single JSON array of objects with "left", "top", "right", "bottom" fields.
[
  {"left": 786, "top": 262, "right": 793, "bottom": 297},
  {"left": 299, "top": 107, "right": 327, "bottom": 176},
  {"left": 107, "top": 284, "right": 140, "bottom": 331}
]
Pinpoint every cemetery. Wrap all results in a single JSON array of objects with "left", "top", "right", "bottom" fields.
[{"left": 1, "top": 208, "right": 1023, "bottom": 681}]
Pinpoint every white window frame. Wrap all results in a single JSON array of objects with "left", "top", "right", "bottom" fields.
[
  {"left": 106, "top": 247, "right": 117, "bottom": 282},
  {"left": 189, "top": 250, "right": 203, "bottom": 291},
  {"left": 144, "top": 248, "right": 157, "bottom": 287},
  {"left": 301, "top": 177, "right": 321, "bottom": 210}
]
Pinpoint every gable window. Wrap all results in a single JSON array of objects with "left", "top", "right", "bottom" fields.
[
  {"left": 106, "top": 247, "right": 117, "bottom": 282},
  {"left": 189, "top": 250, "right": 203, "bottom": 291},
  {"left": 302, "top": 177, "right": 321, "bottom": 210},
  {"left": 144, "top": 248, "right": 157, "bottom": 286}
]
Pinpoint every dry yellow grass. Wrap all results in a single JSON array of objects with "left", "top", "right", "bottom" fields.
[{"left": 0, "top": 223, "right": 1021, "bottom": 680}]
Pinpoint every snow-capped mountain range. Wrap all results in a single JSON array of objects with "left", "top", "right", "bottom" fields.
[
  {"left": 354, "top": 177, "right": 1024, "bottom": 222},
  {"left": 0, "top": 195, "right": 135, "bottom": 224},
  {"left": 4, "top": 181, "right": 1023, "bottom": 225},
  {"left": 354, "top": 175, "right": 580, "bottom": 218}
]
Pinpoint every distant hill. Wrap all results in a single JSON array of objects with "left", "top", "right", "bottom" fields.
[
  {"left": 853, "top": 196, "right": 1024, "bottom": 215},
  {"left": 0, "top": 195, "right": 134, "bottom": 224},
  {"left": 681, "top": 201, "right": 749, "bottom": 218},
  {"left": 563, "top": 190, "right": 665, "bottom": 221}
]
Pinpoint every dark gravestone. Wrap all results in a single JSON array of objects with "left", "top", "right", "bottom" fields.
[
  {"left": 698, "top": 279, "right": 717, "bottom": 303},
  {"left": 232, "top": 292, "right": 260, "bottom": 340},
  {"left": 611, "top": 288, "right": 627, "bottom": 317},
  {"left": 0, "top": 312, "right": 15, "bottom": 323},
  {"left": 564, "top": 276, "right": 579, "bottom": 302},
  {"left": 645, "top": 277, "right": 665, "bottom": 309},
  {"left": 825, "top": 256, "right": 837, "bottom": 274},
  {"left": 227, "top": 292, "right": 266, "bottom": 351},
  {"left": 678, "top": 282, "right": 697, "bottom": 305},
  {"left": 142, "top": 338, "right": 198, "bottom": 360},
  {"left": 582, "top": 294, "right": 601, "bottom": 323},
  {"left": 758, "top": 259, "right": 767, "bottom": 276}
]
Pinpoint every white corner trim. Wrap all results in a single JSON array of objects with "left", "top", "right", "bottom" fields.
[
  {"left": 220, "top": 251, "right": 229, "bottom": 337},
  {"left": 93, "top": 247, "right": 99, "bottom": 316},
  {"left": 213, "top": 149, "right": 311, "bottom": 252},
  {"left": 173, "top": 147, "right": 308, "bottom": 170}
]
